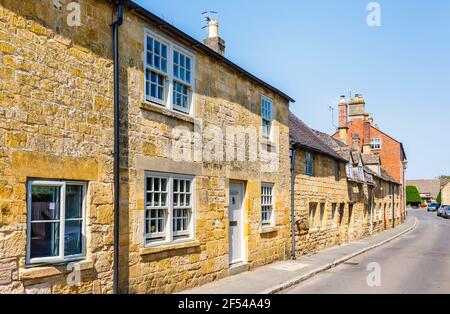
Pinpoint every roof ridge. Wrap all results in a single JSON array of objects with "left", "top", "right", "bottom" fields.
[{"left": 289, "top": 112, "right": 346, "bottom": 162}]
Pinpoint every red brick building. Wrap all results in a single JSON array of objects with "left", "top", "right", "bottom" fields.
[{"left": 333, "top": 95, "right": 408, "bottom": 218}]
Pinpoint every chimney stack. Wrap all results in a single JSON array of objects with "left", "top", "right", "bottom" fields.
[
  {"left": 203, "top": 19, "right": 226, "bottom": 56},
  {"left": 352, "top": 132, "right": 361, "bottom": 151},
  {"left": 348, "top": 94, "right": 366, "bottom": 121},
  {"left": 363, "top": 114, "right": 371, "bottom": 154},
  {"left": 338, "top": 95, "right": 349, "bottom": 143}
]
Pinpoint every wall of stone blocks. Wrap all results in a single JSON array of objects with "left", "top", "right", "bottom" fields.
[
  {"left": 293, "top": 149, "right": 403, "bottom": 257},
  {"left": 0, "top": 0, "right": 115, "bottom": 293},
  {"left": 293, "top": 150, "right": 349, "bottom": 255}
]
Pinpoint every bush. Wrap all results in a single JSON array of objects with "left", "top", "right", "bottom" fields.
[
  {"left": 436, "top": 192, "right": 442, "bottom": 204},
  {"left": 406, "top": 185, "right": 422, "bottom": 205}
]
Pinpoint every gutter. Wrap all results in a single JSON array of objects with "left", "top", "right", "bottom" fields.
[
  {"left": 290, "top": 143, "right": 300, "bottom": 260},
  {"left": 111, "top": 0, "right": 126, "bottom": 295}
]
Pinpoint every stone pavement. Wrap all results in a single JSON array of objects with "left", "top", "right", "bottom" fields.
[{"left": 181, "top": 216, "right": 417, "bottom": 294}]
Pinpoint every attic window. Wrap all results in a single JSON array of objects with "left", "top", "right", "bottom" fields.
[
  {"left": 370, "top": 138, "right": 381, "bottom": 150},
  {"left": 358, "top": 165, "right": 365, "bottom": 180}
]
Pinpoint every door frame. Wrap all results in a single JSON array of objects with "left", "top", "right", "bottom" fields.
[{"left": 228, "top": 181, "right": 247, "bottom": 266}]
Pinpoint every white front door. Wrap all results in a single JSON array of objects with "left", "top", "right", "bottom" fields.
[{"left": 229, "top": 182, "right": 245, "bottom": 265}]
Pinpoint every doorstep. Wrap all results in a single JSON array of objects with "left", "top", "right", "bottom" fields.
[{"left": 229, "top": 262, "right": 249, "bottom": 276}]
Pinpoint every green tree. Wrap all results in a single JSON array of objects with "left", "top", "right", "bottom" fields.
[
  {"left": 438, "top": 175, "right": 450, "bottom": 180},
  {"left": 406, "top": 185, "right": 422, "bottom": 205},
  {"left": 436, "top": 192, "right": 442, "bottom": 204}
]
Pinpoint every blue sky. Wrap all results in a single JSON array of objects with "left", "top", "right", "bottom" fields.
[{"left": 134, "top": 0, "right": 450, "bottom": 179}]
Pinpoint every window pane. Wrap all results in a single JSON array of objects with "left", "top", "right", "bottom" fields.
[
  {"left": 146, "top": 177, "right": 153, "bottom": 191},
  {"left": 186, "top": 71, "right": 191, "bottom": 84},
  {"left": 31, "top": 185, "right": 61, "bottom": 221},
  {"left": 161, "top": 193, "right": 167, "bottom": 207},
  {"left": 150, "top": 84, "right": 156, "bottom": 98},
  {"left": 30, "top": 222, "right": 60, "bottom": 258},
  {"left": 147, "top": 37, "right": 153, "bottom": 51},
  {"left": 185, "top": 194, "right": 191, "bottom": 206},
  {"left": 185, "top": 180, "right": 191, "bottom": 192},
  {"left": 64, "top": 220, "right": 82, "bottom": 256},
  {"left": 180, "top": 55, "right": 185, "bottom": 67},
  {"left": 186, "top": 57, "right": 191, "bottom": 70},
  {"left": 65, "top": 185, "right": 83, "bottom": 219},
  {"left": 180, "top": 68, "right": 185, "bottom": 81},
  {"left": 146, "top": 52, "right": 153, "bottom": 67}
]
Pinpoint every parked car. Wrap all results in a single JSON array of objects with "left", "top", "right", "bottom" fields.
[
  {"left": 443, "top": 206, "right": 450, "bottom": 219},
  {"left": 427, "top": 203, "right": 440, "bottom": 212},
  {"left": 437, "top": 205, "right": 447, "bottom": 217}
]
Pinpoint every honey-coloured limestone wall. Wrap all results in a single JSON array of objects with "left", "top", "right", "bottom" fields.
[{"left": 0, "top": 0, "right": 116, "bottom": 293}]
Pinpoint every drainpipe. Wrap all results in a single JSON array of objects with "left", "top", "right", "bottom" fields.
[
  {"left": 370, "top": 188, "right": 373, "bottom": 235},
  {"left": 391, "top": 183, "right": 395, "bottom": 229},
  {"left": 290, "top": 143, "right": 299, "bottom": 260},
  {"left": 112, "top": 0, "right": 125, "bottom": 295}
]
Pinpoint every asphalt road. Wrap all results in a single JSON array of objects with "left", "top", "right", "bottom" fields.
[{"left": 282, "top": 208, "right": 450, "bottom": 294}]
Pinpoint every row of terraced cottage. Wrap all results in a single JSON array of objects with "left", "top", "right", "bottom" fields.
[{"left": 0, "top": 0, "right": 407, "bottom": 294}]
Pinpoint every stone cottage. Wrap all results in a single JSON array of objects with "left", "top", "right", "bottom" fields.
[
  {"left": 0, "top": 0, "right": 294, "bottom": 293},
  {"left": 289, "top": 112, "right": 402, "bottom": 257},
  {"left": 119, "top": 2, "right": 294, "bottom": 294}
]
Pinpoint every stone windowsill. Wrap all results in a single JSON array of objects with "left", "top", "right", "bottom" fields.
[
  {"left": 140, "top": 101, "right": 195, "bottom": 124},
  {"left": 260, "top": 226, "right": 279, "bottom": 234},
  {"left": 140, "top": 240, "right": 201, "bottom": 256},
  {"left": 19, "top": 259, "right": 94, "bottom": 281},
  {"left": 260, "top": 138, "right": 277, "bottom": 148}
]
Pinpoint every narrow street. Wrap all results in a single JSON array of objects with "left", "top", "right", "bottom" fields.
[{"left": 282, "top": 208, "right": 450, "bottom": 294}]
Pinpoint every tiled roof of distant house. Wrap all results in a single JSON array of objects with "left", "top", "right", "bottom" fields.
[
  {"left": 406, "top": 179, "right": 442, "bottom": 198},
  {"left": 312, "top": 129, "right": 351, "bottom": 161},
  {"left": 289, "top": 112, "right": 346, "bottom": 162}
]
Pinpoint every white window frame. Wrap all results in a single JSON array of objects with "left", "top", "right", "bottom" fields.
[
  {"left": 346, "top": 163, "right": 354, "bottom": 178},
  {"left": 144, "top": 29, "right": 196, "bottom": 117},
  {"left": 26, "top": 180, "right": 87, "bottom": 265},
  {"left": 261, "top": 95, "right": 273, "bottom": 140},
  {"left": 144, "top": 172, "right": 195, "bottom": 247},
  {"left": 370, "top": 138, "right": 381, "bottom": 150},
  {"left": 261, "top": 183, "right": 275, "bottom": 228},
  {"left": 358, "top": 165, "right": 365, "bottom": 180}
]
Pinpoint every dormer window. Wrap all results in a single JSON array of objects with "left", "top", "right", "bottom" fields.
[
  {"left": 346, "top": 163, "right": 354, "bottom": 178},
  {"left": 358, "top": 165, "right": 365, "bottom": 180}
]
